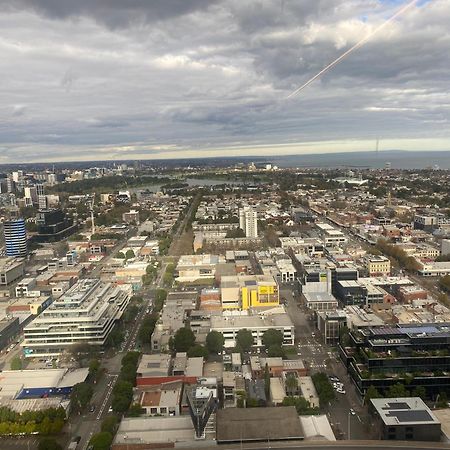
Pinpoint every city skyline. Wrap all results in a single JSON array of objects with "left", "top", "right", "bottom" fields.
[{"left": 1, "top": 0, "right": 449, "bottom": 163}]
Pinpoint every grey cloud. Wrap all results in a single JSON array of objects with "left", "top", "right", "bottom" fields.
[
  {"left": 1, "top": 0, "right": 220, "bottom": 28},
  {"left": 0, "top": 0, "right": 449, "bottom": 162}
]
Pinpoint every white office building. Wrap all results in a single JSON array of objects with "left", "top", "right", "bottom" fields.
[
  {"left": 22, "top": 279, "right": 129, "bottom": 358},
  {"left": 210, "top": 309, "right": 294, "bottom": 348},
  {"left": 239, "top": 207, "right": 258, "bottom": 238}
]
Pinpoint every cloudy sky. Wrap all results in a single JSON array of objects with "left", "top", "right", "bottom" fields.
[{"left": 0, "top": 0, "right": 449, "bottom": 162}]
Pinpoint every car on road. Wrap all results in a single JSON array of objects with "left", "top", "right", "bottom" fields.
[
  {"left": 350, "top": 408, "right": 356, "bottom": 415},
  {"left": 89, "top": 404, "right": 95, "bottom": 412},
  {"left": 108, "top": 406, "right": 113, "bottom": 413}
]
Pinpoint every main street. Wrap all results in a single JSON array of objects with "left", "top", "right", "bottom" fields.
[{"left": 282, "top": 287, "right": 368, "bottom": 440}]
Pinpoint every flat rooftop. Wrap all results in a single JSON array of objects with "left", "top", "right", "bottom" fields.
[
  {"left": 371, "top": 397, "right": 440, "bottom": 426},
  {"left": 114, "top": 416, "right": 195, "bottom": 445},
  {"left": 216, "top": 406, "right": 303, "bottom": 442},
  {"left": 211, "top": 312, "right": 293, "bottom": 330},
  {"left": 0, "top": 257, "right": 25, "bottom": 271}
]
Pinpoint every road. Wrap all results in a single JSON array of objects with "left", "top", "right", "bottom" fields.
[
  {"left": 168, "top": 193, "right": 199, "bottom": 255},
  {"left": 282, "top": 287, "right": 368, "bottom": 440}
]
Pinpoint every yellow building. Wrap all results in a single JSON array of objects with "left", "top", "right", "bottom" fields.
[
  {"left": 366, "top": 256, "right": 391, "bottom": 277},
  {"left": 221, "top": 275, "right": 279, "bottom": 310}
]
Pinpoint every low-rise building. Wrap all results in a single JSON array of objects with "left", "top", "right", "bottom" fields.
[
  {"left": 304, "top": 292, "right": 338, "bottom": 311},
  {"left": 175, "top": 254, "right": 224, "bottom": 283},
  {"left": 370, "top": 397, "right": 441, "bottom": 442},
  {"left": 210, "top": 309, "right": 294, "bottom": 348},
  {"left": 365, "top": 255, "right": 391, "bottom": 277},
  {"left": 139, "top": 381, "right": 182, "bottom": 416},
  {"left": 298, "top": 376, "right": 319, "bottom": 408},
  {"left": 0, "top": 257, "right": 25, "bottom": 286},
  {"left": 418, "top": 261, "right": 450, "bottom": 277},
  {"left": 220, "top": 274, "right": 279, "bottom": 310}
]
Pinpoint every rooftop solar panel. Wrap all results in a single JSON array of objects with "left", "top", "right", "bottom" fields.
[
  {"left": 382, "top": 402, "right": 410, "bottom": 410},
  {"left": 387, "top": 410, "right": 433, "bottom": 423}
]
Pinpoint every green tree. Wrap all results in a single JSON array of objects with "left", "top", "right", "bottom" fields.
[
  {"left": 187, "top": 344, "right": 208, "bottom": 358},
  {"left": 101, "top": 416, "right": 118, "bottom": 434},
  {"left": 267, "top": 344, "right": 285, "bottom": 358},
  {"left": 38, "top": 438, "right": 62, "bottom": 450},
  {"left": 68, "top": 342, "right": 97, "bottom": 365},
  {"left": 39, "top": 416, "right": 52, "bottom": 435},
  {"left": 154, "top": 289, "right": 167, "bottom": 312},
  {"left": 89, "top": 432, "right": 113, "bottom": 450},
  {"left": 236, "top": 329, "right": 254, "bottom": 353},
  {"left": 412, "top": 386, "right": 427, "bottom": 400},
  {"left": 138, "top": 314, "right": 158, "bottom": 345},
  {"left": 364, "top": 385, "right": 382, "bottom": 404},
  {"left": 285, "top": 374, "right": 298, "bottom": 396},
  {"left": 172, "top": 327, "right": 196, "bottom": 352},
  {"left": 116, "top": 251, "right": 126, "bottom": 259},
  {"left": 205, "top": 331, "right": 225, "bottom": 354},
  {"left": 89, "top": 359, "right": 100, "bottom": 378},
  {"left": 123, "top": 304, "right": 140, "bottom": 323},
  {"left": 113, "top": 380, "right": 133, "bottom": 399},
  {"left": 125, "top": 249, "right": 135, "bottom": 259},
  {"left": 128, "top": 403, "right": 144, "bottom": 417},
  {"left": 121, "top": 351, "right": 140, "bottom": 368},
  {"left": 311, "top": 372, "right": 335, "bottom": 406},
  {"left": 282, "top": 396, "right": 318, "bottom": 415},
  {"left": 10, "top": 356, "right": 23, "bottom": 370},
  {"left": 111, "top": 394, "right": 131, "bottom": 414},
  {"left": 262, "top": 329, "right": 283, "bottom": 349},
  {"left": 70, "top": 383, "right": 93, "bottom": 413},
  {"left": 387, "top": 383, "right": 409, "bottom": 398},
  {"left": 436, "top": 391, "right": 448, "bottom": 408},
  {"left": 120, "top": 363, "right": 138, "bottom": 385}
]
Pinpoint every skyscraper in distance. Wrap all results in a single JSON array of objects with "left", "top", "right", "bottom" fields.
[
  {"left": 4, "top": 218, "right": 28, "bottom": 257},
  {"left": 239, "top": 206, "right": 258, "bottom": 238}
]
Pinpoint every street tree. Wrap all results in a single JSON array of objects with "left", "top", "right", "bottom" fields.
[
  {"left": 101, "top": 416, "right": 118, "bottom": 434},
  {"left": 89, "top": 432, "right": 113, "bottom": 450},
  {"left": 70, "top": 383, "right": 93, "bottom": 413},
  {"left": 10, "top": 356, "right": 23, "bottom": 370}
]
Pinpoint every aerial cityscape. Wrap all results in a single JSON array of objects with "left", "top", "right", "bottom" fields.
[{"left": 1, "top": 1, "right": 450, "bottom": 450}]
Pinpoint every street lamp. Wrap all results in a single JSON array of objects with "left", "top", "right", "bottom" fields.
[{"left": 347, "top": 411, "right": 353, "bottom": 440}]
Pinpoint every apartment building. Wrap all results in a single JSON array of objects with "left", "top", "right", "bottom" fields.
[
  {"left": 22, "top": 279, "right": 129, "bottom": 357},
  {"left": 239, "top": 207, "right": 258, "bottom": 238}
]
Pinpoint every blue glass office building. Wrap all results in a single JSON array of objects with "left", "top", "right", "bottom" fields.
[{"left": 4, "top": 218, "right": 28, "bottom": 257}]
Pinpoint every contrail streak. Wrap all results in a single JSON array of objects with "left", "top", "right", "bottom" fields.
[{"left": 286, "top": 0, "right": 419, "bottom": 99}]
